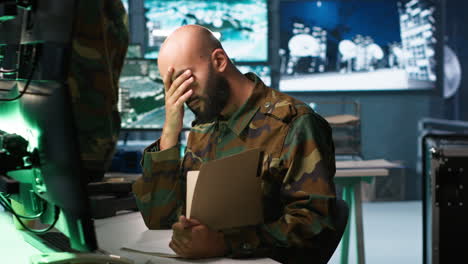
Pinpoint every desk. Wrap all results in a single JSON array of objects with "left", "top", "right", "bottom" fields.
[
  {"left": 335, "top": 159, "right": 400, "bottom": 264},
  {"left": 0, "top": 207, "right": 39, "bottom": 264},
  {"left": 0, "top": 207, "right": 277, "bottom": 264}
]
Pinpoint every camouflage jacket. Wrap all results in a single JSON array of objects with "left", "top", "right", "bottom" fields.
[
  {"left": 132, "top": 73, "right": 337, "bottom": 263},
  {"left": 68, "top": 0, "right": 128, "bottom": 179}
]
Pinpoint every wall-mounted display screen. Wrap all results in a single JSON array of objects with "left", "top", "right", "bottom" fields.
[
  {"left": 126, "top": 44, "right": 142, "bottom": 58},
  {"left": 118, "top": 59, "right": 195, "bottom": 129},
  {"left": 279, "top": 0, "right": 439, "bottom": 91},
  {"left": 144, "top": 0, "right": 268, "bottom": 62},
  {"left": 122, "top": 0, "right": 128, "bottom": 11}
]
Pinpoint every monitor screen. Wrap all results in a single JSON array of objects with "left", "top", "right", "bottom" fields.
[
  {"left": 126, "top": 44, "right": 142, "bottom": 58},
  {"left": 279, "top": 0, "right": 439, "bottom": 92},
  {"left": 119, "top": 59, "right": 195, "bottom": 129},
  {"left": 143, "top": 0, "right": 268, "bottom": 62}
]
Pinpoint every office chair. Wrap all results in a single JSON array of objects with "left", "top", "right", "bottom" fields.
[
  {"left": 315, "top": 198, "right": 350, "bottom": 264},
  {"left": 269, "top": 198, "right": 349, "bottom": 264}
]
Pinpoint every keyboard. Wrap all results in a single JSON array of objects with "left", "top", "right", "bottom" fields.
[{"left": 36, "top": 232, "right": 75, "bottom": 252}]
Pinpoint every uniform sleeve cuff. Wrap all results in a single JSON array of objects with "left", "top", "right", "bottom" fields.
[
  {"left": 141, "top": 139, "right": 180, "bottom": 167},
  {"left": 144, "top": 139, "right": 161, "bottom": 153},
  {"left": 223, "top": 226, "right": 261, "bottom": 258}
]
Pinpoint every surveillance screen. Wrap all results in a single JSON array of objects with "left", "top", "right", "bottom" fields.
[
  {"left": 144, "top": 0, "right": 268, "bottom": 62},
  {"left": 126, "top": 44, "right": 142, "bottom": 58},
  {"left": 237, "top": 65, "right": 271, "bottom": 86},
  {"left": 279, "top": 0, "right": 438, "bottom": 91},
  {"left": 118, "top": 59, "right": 195, "bottom": 129}
]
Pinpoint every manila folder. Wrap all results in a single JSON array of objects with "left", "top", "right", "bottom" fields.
[{"left": 186, "top": 148, "right": 263, "bottom": 230}]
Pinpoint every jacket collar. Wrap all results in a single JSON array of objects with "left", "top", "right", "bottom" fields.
[{"left": 225, "top": 73, "right": 268, "bottom": 136}]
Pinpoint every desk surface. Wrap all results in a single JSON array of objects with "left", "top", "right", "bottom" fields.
[
  {"left": 335, "top": 159, "right": 400, "bottom": 169},
  {"left": 335, "top": 168, "right": 388, "bottom": 177},
  {"left": 0, "top": 207, "right": 39, "bottom": 264},
  {"left": 0, "top": 207, "right": 276, "bottom": 264},
  {"left": 95, "top": 212, "right": 277, "bottom": 264},
  {"left": 335, "top": 159, "right": 401, "bottom": 178}
]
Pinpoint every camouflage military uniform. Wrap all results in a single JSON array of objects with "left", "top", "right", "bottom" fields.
[
  {"left": 133, "top": 73, "right": 337, "bottom": 263},
  {"left": 68, "top": 0, "right": 128, "bottom": 181}
]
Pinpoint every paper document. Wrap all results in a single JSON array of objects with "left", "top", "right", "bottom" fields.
[
  {"left": 186, "top": 171, "right": 199, "bottom": 219},
  {"left": 121, "top": 229, "right": 279, "bottom": 262},
  {"left": 186, "top": 148, "right": 263, "bottom": 230},
  {"left": 121, "top": 229, "right": 179, "bottom": 258}
]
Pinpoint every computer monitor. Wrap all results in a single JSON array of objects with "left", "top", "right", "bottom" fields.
[
  {"left": 126, "top": 44, "right": 143, "bottom": 58},
  {"left": 143, "top": 0, "right": 269, "bottom": 63},
  {"left": 0, "top": 0, "right": 114, "bottom": 258},
  {"left": 0, "top": 80, "right": 97, "bottom": 252},
  {"left": 279, "top": 0, "right": 442, "bottom": 92},
  {"left": 0, "top": 0, "right": 97, "bottom": 250}
]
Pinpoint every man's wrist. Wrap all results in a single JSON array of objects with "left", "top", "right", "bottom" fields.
[{"left": 160, "top": 128, "right": 180, "bottom": 150}]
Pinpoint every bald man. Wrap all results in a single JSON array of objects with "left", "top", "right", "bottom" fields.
[{"left": 132, "top": 25, "right": 337, "bottom": 264}]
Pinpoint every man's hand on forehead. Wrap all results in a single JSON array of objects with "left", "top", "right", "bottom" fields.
[
  {"left": 160, "top": 65, "right": 194, "bottom": 150},
  {"left": 171, "top": 68, "right": 192, "bottom": 82}
]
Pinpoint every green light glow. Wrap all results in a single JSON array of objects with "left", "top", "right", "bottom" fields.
[{"left": 0, "top": 96, "right": 40, "bottom": 150}]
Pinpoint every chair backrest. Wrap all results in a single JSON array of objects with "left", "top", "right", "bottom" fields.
[
  {"left": 316, "top": 198, "right": 350, "bottom": 264},
  {"left": 271, "top": 198, "right": 349, "bottom": 264}
]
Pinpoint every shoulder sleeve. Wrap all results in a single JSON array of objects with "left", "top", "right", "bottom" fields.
[{"left": 132, "top": 139, "right": 184, "bottom": 229}]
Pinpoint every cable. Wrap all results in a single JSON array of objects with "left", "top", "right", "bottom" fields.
[
  {"left": 0, "top": 63, "right": 35, "bottom": 101},
  {"left": 0, "top": 192, "right": 45, "bottom": 219},
  {"left": 0, "top": 193, "right": 60, "bottom": 234},
  {"left": 13, "top": 204, "right": 60, "bottom": 234},
  {"left": 0, "top": 46, "right": 38, "bottom": 102}
]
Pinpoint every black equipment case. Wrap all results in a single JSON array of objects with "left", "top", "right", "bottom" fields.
[{"left": 422, "top": 134, "right": 468, "bottom": 264}]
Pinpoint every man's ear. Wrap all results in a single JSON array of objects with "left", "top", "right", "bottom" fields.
[{"left": 211, "top": 48, "right": 228, "bottom": 73}]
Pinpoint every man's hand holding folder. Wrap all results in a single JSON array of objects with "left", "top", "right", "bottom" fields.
[
  {"left": 169, "top": 148, "right": 263, "bottom": 258},
  {"left": 170, "top": 215, "right": 228, "bottom": 258}
]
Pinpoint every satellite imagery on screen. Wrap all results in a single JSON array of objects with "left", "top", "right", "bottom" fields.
[
  {"left": 279, "top": 0, "right": 438, "bottom": 91},
  {"left": 144, "top": 0, "right": 268, "bottom": 62}
]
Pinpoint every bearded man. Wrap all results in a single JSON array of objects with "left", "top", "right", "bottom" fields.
[{"left": 132, "top": 24, "right": 337, "bottom": 264}]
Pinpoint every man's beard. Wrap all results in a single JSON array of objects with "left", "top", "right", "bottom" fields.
[{"left": 186, "top": 73, "right": 230, "bottom": 123}]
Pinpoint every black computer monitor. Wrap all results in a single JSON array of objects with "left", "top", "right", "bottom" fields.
[
  {"left": 0, "top": 0, "right": 97, "bottom": 254},
  {"left": 0, "top": 80, "right": 97, "bottom": 252}
]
